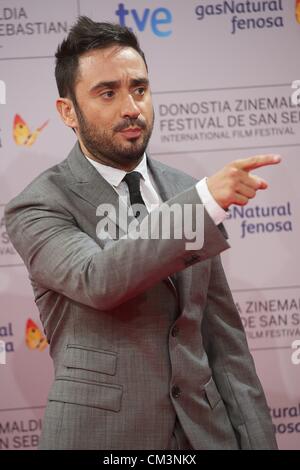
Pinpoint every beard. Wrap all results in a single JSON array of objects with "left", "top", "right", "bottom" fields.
[{"left": 74, "top": 101, "right": 154, "bottom": 167}]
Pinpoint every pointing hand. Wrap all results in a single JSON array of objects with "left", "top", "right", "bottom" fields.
[{"left": 206, "top": 154, "right": 281, "bottom": 210}]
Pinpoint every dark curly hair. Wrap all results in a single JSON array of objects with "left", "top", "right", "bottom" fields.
[{"left": 55, "top": 16, "right": 147, "bottom": 102}]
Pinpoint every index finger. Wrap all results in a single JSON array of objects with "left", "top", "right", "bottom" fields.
[{"left": 234, "top": 154, "right": 281, "bottom": 172}]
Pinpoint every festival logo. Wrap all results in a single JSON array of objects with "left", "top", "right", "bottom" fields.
[
  {"left": 114, "top": 3, "right": 172, "bottom": 37},
  {"left": 0, "top": 4, "right": 73, "bottom": 59},
  {"left": 25, "top": 319, "right": 47, "bottom": 351},
  {"left": 234, "top": 288, "right": 300, "bottom": 349},
  {"left": 13, "top": 114, "right": 49, "bottom": 147},
  {"left": 0, "top": 322, "right": 14, "bottom": 356},
  {"left": 271, "top": 403, "right": 300, "bottom": 435},
  {"left": 194, "top": 1, "right": 285, "bottom": 35},
  {"left": 227, "top": 202, "right": 293, "bottom": 239}
]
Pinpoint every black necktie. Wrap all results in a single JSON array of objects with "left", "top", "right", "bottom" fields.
[
  {"left": 123, "top": 171, "right": 178, "bottom": 293},
  {"left": 123, "top": 171, "right": 148, "bottom": 222}
]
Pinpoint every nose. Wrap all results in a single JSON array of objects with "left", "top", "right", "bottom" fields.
[{"left": 121, "top": 93, "right": 140, "bottom": 120}]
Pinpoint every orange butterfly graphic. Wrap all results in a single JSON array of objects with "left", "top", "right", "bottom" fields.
[
  {"left": 25, "top": 319, "right": 48, "bottom": 351},
  {"left": 13, "top": 114, "right": 49, "bottom": 147},
  {"left": 296, "top": 0, "right": 300, "bottom": 23}
]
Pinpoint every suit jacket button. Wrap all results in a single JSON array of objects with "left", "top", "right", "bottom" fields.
[
  {"left": 171, "top": 325, "right": 179, "bottom": 337},
  {"left": 171, "top": 385, "right": 181, "bottom": 399}
]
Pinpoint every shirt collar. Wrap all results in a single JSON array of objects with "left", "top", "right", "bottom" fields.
[{"left": 85, "top": 153, "right": 149, "bottom": 188}]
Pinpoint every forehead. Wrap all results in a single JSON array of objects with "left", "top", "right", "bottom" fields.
[{"left": 77, "top": 46, "right": 148, "bottom": 86}]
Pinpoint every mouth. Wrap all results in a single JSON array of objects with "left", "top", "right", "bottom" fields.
[{"left": 119, "top": 127, "right": 142, "bottom": 139}]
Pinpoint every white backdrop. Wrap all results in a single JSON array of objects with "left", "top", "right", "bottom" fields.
[{"left": 0, "top": 0, "right": 299, "bottom": 450}]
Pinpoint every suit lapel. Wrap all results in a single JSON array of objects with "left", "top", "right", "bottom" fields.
[
  {"left": 66, "top": 142, "right": 135, "bottom": 237},
  {"left": 147, "top": 157, "right": 184, "bottom": 201}
]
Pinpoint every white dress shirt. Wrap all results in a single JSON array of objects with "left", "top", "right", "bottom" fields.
[{"left": 85, "top": 153, "right": 227, "bottom": 225}]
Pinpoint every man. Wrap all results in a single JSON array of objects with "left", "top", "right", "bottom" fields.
[{"left": 5, "top": 17, "right": 280, "bottom": 450}]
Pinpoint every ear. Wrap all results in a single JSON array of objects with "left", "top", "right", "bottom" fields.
[{"left": 56, "top": 97, "right": 78, "bottom": 130}]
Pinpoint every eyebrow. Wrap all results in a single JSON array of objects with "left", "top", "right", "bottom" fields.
[{"left": 89, "top": 77, "right": 149, "bottom": 94}]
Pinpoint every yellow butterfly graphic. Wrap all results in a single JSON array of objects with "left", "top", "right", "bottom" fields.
[
  {"left": 13, "top": 114, "right": 49, "bottom": 147},
  {"left": 296, "top": 0, "right": 300, "bottom": 24},
  {"left": 25, "top": 318, "right": 48, "bottom": 351}
]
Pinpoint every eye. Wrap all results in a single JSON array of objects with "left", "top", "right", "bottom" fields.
[
  {"left": 101, "top": 90, "right": 115, "bottom": 99},
  {"left": 134, "top": 87, "right": 145, "bottom": 96}
]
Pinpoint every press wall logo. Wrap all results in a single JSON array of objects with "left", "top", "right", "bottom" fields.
[
  {"left": 235, "top": 290, "right": 300, "bottom": 343},
  {"left": 271, "top": 404, "right": 300, "bottom": 435},
  {"left": 227, "top": 202, "right": 292, "bottom": 238},
  {"left": 0, "top": 6, "right": 68, "bottom": 39},
  {"left": 0, "top": 322, "right": 14, "bottom": 357},
  {"left": 0, "top": 418, "right": 42, "bottom": 450},
  {"left": 13, "top": 114, "right": 49, "bottom": 147},
  {"left": 115, "top": 3, "right": 172, "bottom": 37},
  {"left": 25, "top": 318, "right": 47, "bottom": 351},
  {"left": 195, "top": 0, "right": 284, "bottom": 35}
]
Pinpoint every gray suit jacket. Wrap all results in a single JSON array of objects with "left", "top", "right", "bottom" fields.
[{"left": 5, "top": 142, "right": 277, "bottom": 450}]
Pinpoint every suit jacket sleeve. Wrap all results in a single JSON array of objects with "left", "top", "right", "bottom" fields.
[
  {"left": 5, "top": 185, "right": 229, "bottom": 310},
  {"left": 201, "top": 255, "right": 277, "bottom": 449}
]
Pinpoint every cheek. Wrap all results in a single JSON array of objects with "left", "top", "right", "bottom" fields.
[
  {"left": 142, "top": 99, "right": 154, "bottom": 121},
  {"left": 83, "top": 99, "right": 115, "bottom": 121},
  {"left": 88, "top": 109, "right": 116, "bottom": 131}
]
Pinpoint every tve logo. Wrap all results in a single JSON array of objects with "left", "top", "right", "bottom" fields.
[{"left": 115, "top": 3, "right": 172, "bottom": 37}]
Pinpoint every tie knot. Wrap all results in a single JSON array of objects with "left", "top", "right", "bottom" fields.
[{"left": 123, "top": 171, "right": 142, "bottom": 192}]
